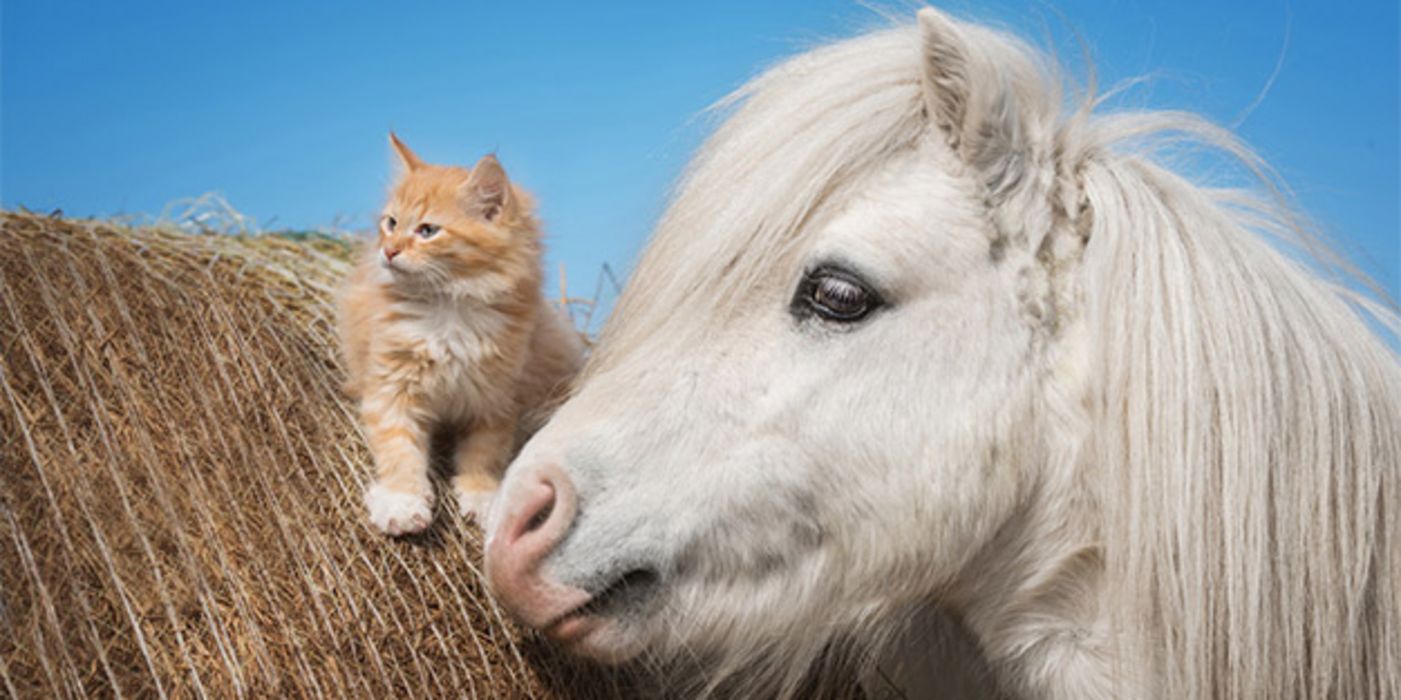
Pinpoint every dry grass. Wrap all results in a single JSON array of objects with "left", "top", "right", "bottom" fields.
[{"left": 0, "top": 211, "right": 641, "bottom": 698}]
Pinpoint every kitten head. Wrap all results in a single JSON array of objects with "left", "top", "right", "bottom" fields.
[{"left": 375, "top": 133, "right": 536, "bottom": 295}]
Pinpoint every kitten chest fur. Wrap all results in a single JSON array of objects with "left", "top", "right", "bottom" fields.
[{"left": 375, "top": 295, "right": 532, "bottom": 425}]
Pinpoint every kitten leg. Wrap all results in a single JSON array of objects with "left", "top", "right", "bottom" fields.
[
  {"left": 361, "top": 392, "right": 434, "bottom": 536},
  {"left": 451, "top": 418, "right": 514, "bottom": 524}
]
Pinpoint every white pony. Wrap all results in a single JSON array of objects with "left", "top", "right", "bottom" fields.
[{"left": 484, "top": 7, "right": 1400, "bottom": 698}]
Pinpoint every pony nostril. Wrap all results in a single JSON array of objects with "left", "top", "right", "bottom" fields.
[
  {"left": 496, "top": 464, "right": 576, "bottom": 551},
  {"left": 524, "top": 497, "right": 553, "bottom": 533},
  {"left": 506, "top": 480, "right": 557, "bottom": 546},
  {"left": 484, "top": 463, "right": 582, "bottom": 629}
]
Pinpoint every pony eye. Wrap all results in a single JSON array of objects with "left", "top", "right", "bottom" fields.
[
  {"left": 384, "top": 215, "right": 397, "bottom": 231},
  {"left": 792, "top": 266, "right": 882, "bottom": 324},
  {"left": 416, "top": 223, "right": 440, "bottom": 239}
]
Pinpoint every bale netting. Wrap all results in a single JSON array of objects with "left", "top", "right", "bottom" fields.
[{"left": 0, "top": 211, "right": 637, "bottom": 698}]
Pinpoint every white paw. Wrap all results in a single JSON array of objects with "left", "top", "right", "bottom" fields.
[
  {"left": 456, "top": 487, "right": 498, "bottom": 525},
  {"left": 365, "top": 482, "right": 434, "bottom": 536}
]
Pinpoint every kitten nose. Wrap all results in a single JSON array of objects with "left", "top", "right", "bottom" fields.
[{"left": 383, "top": 248, "right": 401, "bottom": 261}]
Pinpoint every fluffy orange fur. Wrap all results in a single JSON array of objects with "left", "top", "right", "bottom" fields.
[{"left": 339, "top": 134, "right": 584, "bottom": 536}]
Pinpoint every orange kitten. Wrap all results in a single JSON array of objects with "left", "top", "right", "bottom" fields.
[{"left": 339, "top": 134, "right": 584, "bottom": 536}]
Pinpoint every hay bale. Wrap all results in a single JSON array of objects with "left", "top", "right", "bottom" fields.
[{"left": 0, "top": 212, "right": 634, "bottom": 698}]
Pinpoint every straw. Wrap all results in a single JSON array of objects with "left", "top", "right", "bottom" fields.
[{"left": 0, "top": 211, "right": 641, "bottom": 699}]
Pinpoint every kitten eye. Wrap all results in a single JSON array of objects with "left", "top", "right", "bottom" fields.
[
  {"left": 384, "top": 215, "right": 397, "bottom": 231},
  {"left": 415, "top": 223, "right": 440, "bottom": 239},
  {"left": 791, "top": 265, "right": 882, "bottom": 324}
]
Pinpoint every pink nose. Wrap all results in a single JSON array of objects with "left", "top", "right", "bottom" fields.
[
  {"left": 383, "top": 248, "right": 401, "bottom": 261},
  {"left": 485, "top": 464, "right": 587, "bottom": 629}
]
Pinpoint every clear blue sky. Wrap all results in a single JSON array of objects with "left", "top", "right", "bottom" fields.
[{"left": 4, "top": 1, "right": 1398, "bottom": 310}]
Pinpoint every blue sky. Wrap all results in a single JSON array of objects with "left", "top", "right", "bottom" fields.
[{"left": 4, "top": 1, "right": 1398, "bottom": 311}]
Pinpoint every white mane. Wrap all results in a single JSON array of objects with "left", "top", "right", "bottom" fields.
[{"left": 589, "top": 12, "right": 1401, "bottom": 697}]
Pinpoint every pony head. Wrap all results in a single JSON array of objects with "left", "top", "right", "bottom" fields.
[{"left": 485, "top": 7, "right": 1400, "bottom": 697}]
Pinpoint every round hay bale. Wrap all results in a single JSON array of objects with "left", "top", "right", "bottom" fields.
[{"left": 0, "top": 212, "right": 635, "bottom": 698}]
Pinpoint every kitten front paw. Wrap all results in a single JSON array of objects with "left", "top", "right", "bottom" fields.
[
  {"left": 456, "top": 487, "right": 498, "bottom": 525},
  {"left": 365, "top": 482, "right": 434, "bottom": 536}
]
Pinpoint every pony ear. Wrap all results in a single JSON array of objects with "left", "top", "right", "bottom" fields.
[
  {"left": 462, "top": 155, "right": 512, "bottom": 222},
  {"left": 917, "top": 7, "right": 1026, "bottom": 186},
  {"left": 917, "top": 8, "right": 976, "bottom": 151},
  {"left": 389, "top": 132, "right": 425, "bottom": 172}
]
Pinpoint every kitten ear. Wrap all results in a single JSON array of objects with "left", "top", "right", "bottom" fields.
[
  {"left": 389, "top": 132, "right": 425, "bottom": 172},
  {"left": 462, "top": 155, "right": 511, "bottom": 222}
]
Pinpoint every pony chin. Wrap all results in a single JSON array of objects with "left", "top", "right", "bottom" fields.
[{"left": 556, "top": 616, "right": 654, "bottom": 664}]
